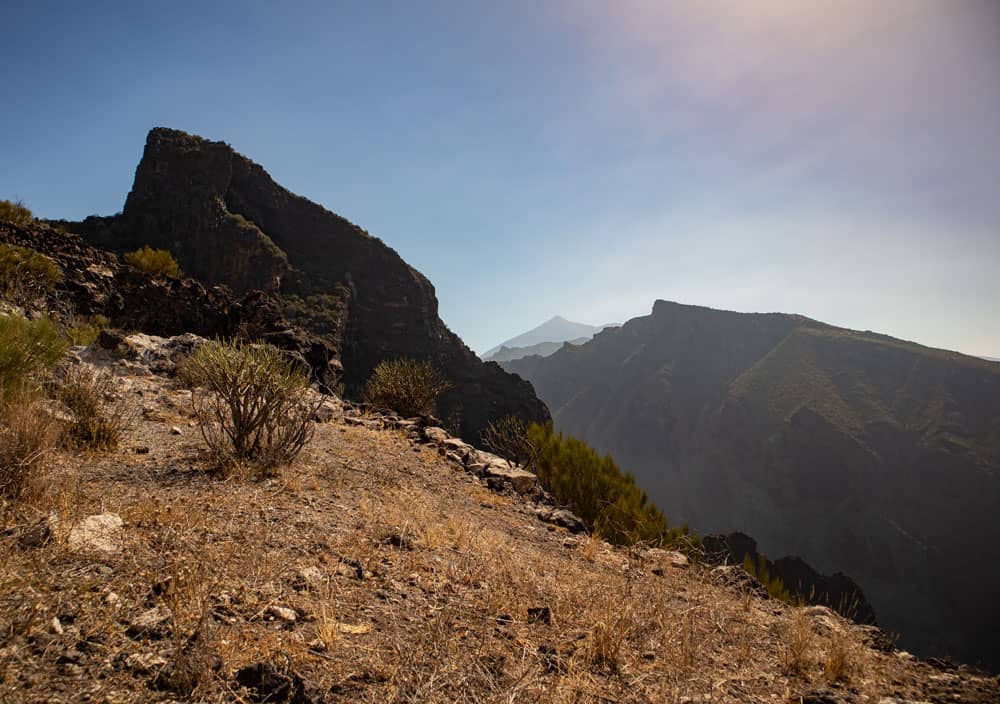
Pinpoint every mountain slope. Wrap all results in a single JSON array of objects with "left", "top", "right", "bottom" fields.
[
  {"left": 484, "top": 337, "right": 591, "bottom": 363},
  {"left": 61, "top": 127, "right": 548, "bottom": 440},
  {"left": 483, "top": 316, "right": 613, "bottom": 359},
  {"left": 3, "top": 343, "right": 996, "bottom": 703},
  {"left": 504, "top": 300, "right": 1000, "bottom": 669}
]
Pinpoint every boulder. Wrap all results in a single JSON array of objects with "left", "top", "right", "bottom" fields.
[
  {"left": 483, "top": 464, "right": 539, "bottom": 496},
  {"left": 534, "top": 507, "right": 586, "bottom": 533}
]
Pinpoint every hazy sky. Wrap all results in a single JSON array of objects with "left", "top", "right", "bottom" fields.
[{"left": 2, "top": 1, "right": 998, "bottom": 356}]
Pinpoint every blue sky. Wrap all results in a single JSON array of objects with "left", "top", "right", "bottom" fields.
[{"left": 2, "top": 1, "right": 998, "bottom": 356}]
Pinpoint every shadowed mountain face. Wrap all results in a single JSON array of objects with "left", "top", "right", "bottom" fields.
[
  {"left": 68, "top": 127, "right": 548, "bottom": 440},
  {"left": 504, "top": 300, "right": 1000, "bottom": 669}
]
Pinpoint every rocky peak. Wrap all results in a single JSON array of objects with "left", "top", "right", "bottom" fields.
[{"left": 68, "top": 127, "right": 549, "bottom": 440}]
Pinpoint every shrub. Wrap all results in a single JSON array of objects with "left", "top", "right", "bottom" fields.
[
  {"left": 0, "top": 198, "right": 33, "bottom": 225},
  {"left": 0, "top": 316, "right": 68, "bottom": 400},
  {"left": 0, "top": 243, "right": 62, "bottom": 305},
  {"left": 124, "top": 246, "right": 182, "bottom": 279},
  {"left": 526, "top": 422, "right": 697, "bottom": 550},
  {"left": 480, "top": 415, "right": 535, "bottom": 466},
  {"left": 742, "top": 553, "right": 795, "bottom": 604},
  {"left": 180, "top": 339, "right": 316, "bottom": 475},
  {"left": 66, "top": 314, "right": 110, "bottom": 347},
  {"left": 363, "top": 358, "right": 451, "bottom": 418},
  {"left": 56, "top": 365, "right": 134, "bottom": 450},
  {"left": 0, "top": 390, "right": 59, "bottom": 507}
]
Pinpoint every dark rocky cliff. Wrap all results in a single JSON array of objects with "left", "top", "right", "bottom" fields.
[
  {"left": 64, "top": 127, "right": 549, "bottom": 439},
  {"left": 504, "top": 300, "right": 1000, "bottom": 670}
]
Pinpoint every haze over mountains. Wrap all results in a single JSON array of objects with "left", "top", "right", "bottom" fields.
[
  {"left": 483, "top": 316, "right": 616, "bottom": 361},
  {"left": 504, "top": 300, "right": 1000, "bottom": 670}
]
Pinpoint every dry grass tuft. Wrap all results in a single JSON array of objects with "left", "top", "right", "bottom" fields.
[
  {"left": 824, "top": 627, "right": 858, "bottom": 683},
  {"left": 56, "top": 364, "right": 135, "bottom": 450},
  {"left": 782, "top": 608, "right": 814, "bottom": 676},
  {"left": 0, "top": 390, "right": 59, "bottom": 509}
]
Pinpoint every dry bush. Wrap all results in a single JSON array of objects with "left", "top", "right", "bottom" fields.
[
  {"left": 0, "top": 243, "right": 62, "bottom": 305},
  {"left": 0, "top": 198, "right": 33, "bottom": 225},
  {"left": 56, "top": 364, "right": 135, "bottom": 450},
  {"left": 480, "top": 414, "right": 534, "bottom": 466},
  {"left": 66, "top": 314, "right": 109, "bottom": 346},
  {"left": 124, "top": 245, "right": 182, "bottom": 279},
  {"left": 0, "top": 390, "right": 60, "bottom": 508},
  {"left": 0, "top": 315, "right": 67, "bottom": 399},
  {"left": 180, "top": 339, "right": 316, "bottom": 475},
  {"left": 363, "top": 358, "right": 451, "bottom": 418}
]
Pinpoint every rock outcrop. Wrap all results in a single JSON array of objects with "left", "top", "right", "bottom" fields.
[
  {"left": 62, "top": 127, "right": 548, "bottom": 439},
  {"left": 0, "top": 221, "right": 341, "bottom": 390}
]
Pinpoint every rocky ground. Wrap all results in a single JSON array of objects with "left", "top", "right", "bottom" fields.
[{"left": 1, "top": 336, "right": 997, "bottom": 703}]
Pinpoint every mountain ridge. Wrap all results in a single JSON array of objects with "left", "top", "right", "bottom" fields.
[
  {"left": 503, "top": 299, "right": 1000, "bottom": 669},
  {"left": 58, "top": 127, "right": 549, "bottom": 441}
]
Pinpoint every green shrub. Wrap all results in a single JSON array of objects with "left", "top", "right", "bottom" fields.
[
  {"left": 66, "top": 315, "right": 110, "bottom": 347},
  {"left": 124, "top": 246, "right": 182, "bottom": 279},
  {"left": 0, "top": 199, "right": 33, "bottom": 225},
  {"left": 363, "top": 358, "right": 451, "bottom": 418},
  {"left": 0, "top": 389, "right": 59, "bottom": 507},
  {"left": 527, "top": 422, "right": 697, "bottom": 550},
  {"left": 180, "top": 339, "right": 316, "bottom": 475},
  {"left": 0, "top": 316, "right": 67, "bottom": 400},
  {"left": 0, "top": 243, "right": 62, "bottom": 304},
  {"left": 481, "top": 415, "right": 535, "bottom": 467},
  {"left": 56, "top": 365, "right": 134, "bottom": 451},
  {"left": 742, "top": 553, "right": 796, "bottom": 604}
]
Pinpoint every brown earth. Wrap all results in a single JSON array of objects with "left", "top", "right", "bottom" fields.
[{"left": 2, "top": 352, "right": 997, "bottom": 703}]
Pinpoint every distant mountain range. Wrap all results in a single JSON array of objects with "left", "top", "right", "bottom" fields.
[
  {"left": 483, "top": 316, "right": 617, "bottom": 361},
  {"left": 484, "top": 337, "right": 592, "bottom": 363},
  {"left": 503, "top": 300, "right": 1000, "bottom": 669}
]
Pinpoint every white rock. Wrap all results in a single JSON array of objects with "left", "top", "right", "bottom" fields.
[
  {"left": 67, "top": 513, "right": 123, "bottom": 555},
  {"left": 267, "top": 605, "right": 297, "bottom": 623}
]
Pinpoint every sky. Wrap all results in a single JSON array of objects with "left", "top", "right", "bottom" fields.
[{"left": 2, "top": 0, "right": 998, "bottom": 357}]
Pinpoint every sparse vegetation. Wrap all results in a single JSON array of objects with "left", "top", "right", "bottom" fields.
[
  {"left": 124, "top": 245, "right": 182, "bottom": 279},
  {"left": 0, "top": 390, "right": 59, "bottom": 507},
  {"left": 480, "top": 414, "right": 535, "bottom": 466},
  {"left": 782, "top": 609, "right": 814, "bottom": 675},
  {"left": 363, "top": 357, "right": 451, "bottom": 418},
  {"left": 743, "top": 553, "right": 795, "bottom": 604},
  {"left": 0, "top": 198, "right": 33, "bottom": 225},
  {"left": 527, "top": 421, "right": 697, "bottom": 550},
  {"left": 66, "top": 314, "right": 110, "bottom": 346},
  {"left": 56, "top": 364, "right": 134, "bottom": 450},
  {"left": 0, "top": 243, "right": 62, "bottom": 305},
  {"left": 180, "top": 339, "right": 316, "bottom": 475},
  {"left": 0, "top": 315, "right": 68, "bottom": 400}
]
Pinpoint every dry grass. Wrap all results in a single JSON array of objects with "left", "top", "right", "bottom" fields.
[
  {"left": 55, "top": 364, "right": 136, "bottom": 450},
  {"left": 0, "top": 390, "right": 60, "bottom": 511},
  {"left": 0, "top": 364, "right": 995, "bottom": 703}
]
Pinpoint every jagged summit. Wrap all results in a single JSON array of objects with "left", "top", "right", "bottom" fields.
[{"left": 63, "top": 127, "right": 549, "bottom": 440}]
